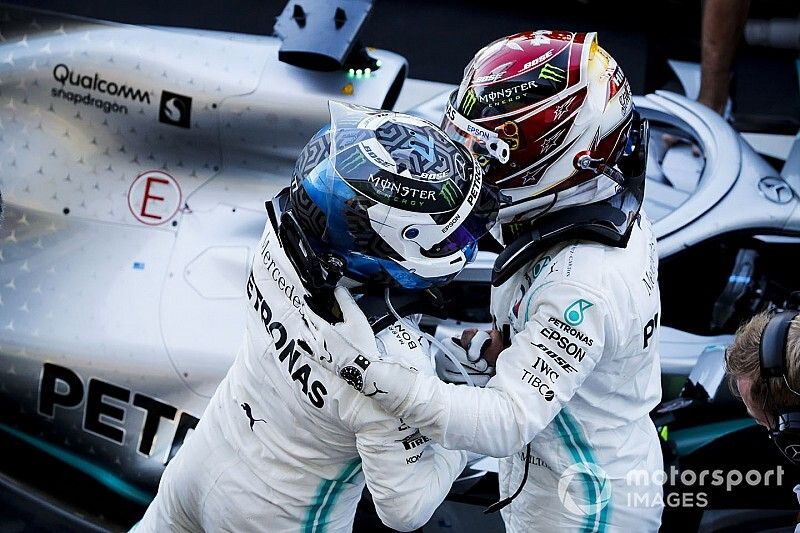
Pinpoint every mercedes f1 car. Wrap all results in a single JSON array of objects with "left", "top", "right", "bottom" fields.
[{"left": 0, "top": 2, "right": 799, "bottom": 531}]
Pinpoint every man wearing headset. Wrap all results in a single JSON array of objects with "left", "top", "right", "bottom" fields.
[
  {"left": 725, "top": 309, "right": 800, "bottom": 532},
  {"left": 725, "top": 310, "right": 800, "bottom": 462}
]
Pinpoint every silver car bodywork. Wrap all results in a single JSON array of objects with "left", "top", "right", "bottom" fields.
[{"left": 0, "top": 4, "right": 407, "bottom": 500}]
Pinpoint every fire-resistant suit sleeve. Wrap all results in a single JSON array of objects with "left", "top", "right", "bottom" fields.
[
  {"left": 350, "top": 322, "right": 467, "bottom": 531},
  {"left": 353, "top": 416, "right": 466, "bottom": 531},
  {"left": 361, "top": 280, "right": 615, "bottom": 457}
]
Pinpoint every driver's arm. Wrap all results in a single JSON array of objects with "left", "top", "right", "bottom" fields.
[
  {"left": 354, "top": 415, "right": 466, "bottom": 531},
  {"left": 362, "top": 281, "right": 612, "bottom": 456},
  {"left": 350, "top": 323, "right": 467, "bottom": 531}
]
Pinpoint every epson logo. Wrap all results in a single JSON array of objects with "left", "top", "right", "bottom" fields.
[
  {"left": 466, "top": 123, "right": 491, "bottom": 140},
  {"left": 441, "top": 212, "right": 462, "bottom": 234},
  {"left": 538, "top": 328, "right": 586, "bottom": 362}
]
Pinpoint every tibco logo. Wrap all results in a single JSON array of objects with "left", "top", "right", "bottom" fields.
[{"left": 159, "top": 90, "right": 192, "bottom": 129}]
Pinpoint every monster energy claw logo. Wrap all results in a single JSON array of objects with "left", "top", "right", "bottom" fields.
[
  {"left": 564, "top": 299, "right": 593, "bottom": 326},
  {"left": 461, "top": 89, "right": 478, "bottom": 116},
  {"left": 338, "top": 149, "right": 368, "bottom": 173},
  {"left": 440, "top": 181, "right": 459, "bottom": 207},
  {"left": 539, "top": 63, "right": 566, "bottom": 83}
]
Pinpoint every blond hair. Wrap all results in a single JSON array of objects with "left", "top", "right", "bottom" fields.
[{"left": 725, "top": 311, "right": 800, "bottom": 418}]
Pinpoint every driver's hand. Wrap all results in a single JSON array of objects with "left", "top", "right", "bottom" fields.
[
  {"left": 462, "top": 328, "right": 503, "bottom": 366},
  {"left": 434, "top": 329, "right": 501, "bottom": 386},
  {"left": 300, "top": 286, "right": 382, "bottom": 392}
]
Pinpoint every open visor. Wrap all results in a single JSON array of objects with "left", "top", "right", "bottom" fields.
[{"left": 441, "top": 90, "right": 510, "bottom": 164}]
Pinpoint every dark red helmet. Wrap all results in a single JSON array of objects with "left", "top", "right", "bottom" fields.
[{"left": 442, "top": 31, "right": 636, "bottom": 228}]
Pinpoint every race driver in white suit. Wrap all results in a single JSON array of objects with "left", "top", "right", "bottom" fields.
[{"left": 134, "top": 104, "right": 499, "bottom": 532}]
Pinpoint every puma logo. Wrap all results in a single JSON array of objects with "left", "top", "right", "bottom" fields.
[
  {"left": 241, "top": 402, "right": 267, "bottom": 431},
  {"left": 364, "top": 382, "right": 388, "bottom": 397}
]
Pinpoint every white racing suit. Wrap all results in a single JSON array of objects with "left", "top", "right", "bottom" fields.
[
  {"left": 136, "top": 217, "right": 466, "bottom": 532},
  {"left": 355, "top": 215, "right": 664, "bottom": 532}
]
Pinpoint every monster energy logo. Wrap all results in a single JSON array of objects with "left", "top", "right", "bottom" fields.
[
  {"left": 539, "top": 63, "right": 566, "bottom": 83},
  {"left": 461, "top": 89, "right": 477, "bottom": 116},
  {"left": 338, "top": 149, "right": 368, "bottom": 174},
  {"left": 440, "top": 181, "right": 459, "bottom": 207}
]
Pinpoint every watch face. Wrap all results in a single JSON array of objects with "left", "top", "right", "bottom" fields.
[{"left": 340, "top": 366, "right": 364, "bottom": 391}]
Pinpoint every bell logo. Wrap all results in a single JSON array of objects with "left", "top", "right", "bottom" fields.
[{"left": 159, "top": 90, "right": 192, "bottom": 129}]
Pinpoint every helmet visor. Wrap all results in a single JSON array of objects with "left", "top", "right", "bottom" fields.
[
  {"left": 422, "top": 175, "right": 499, "bottom": 258},
  {"left": 441, "top": 91, "right": 510, "bottom": 165}
]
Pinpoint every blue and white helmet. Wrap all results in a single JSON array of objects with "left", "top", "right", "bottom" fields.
[{"left": 288, "top": 102, "right": 498, "bottom": 290}]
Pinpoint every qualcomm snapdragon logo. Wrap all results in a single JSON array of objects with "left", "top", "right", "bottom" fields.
[
  {"left": 52, "top": 63, "right": 151, "bottom": 104},
  {"left": 557, "top": 462, "right": 612, "bottom": 517},
  {"left": 159, "top": 90, "right": 192, "bottom": 129}
]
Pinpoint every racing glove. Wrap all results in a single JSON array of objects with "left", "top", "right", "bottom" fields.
[
  {"left": 434, "top": 331, "right": 495, "bottom": 386},
  {"left": 301, "top": 286, "right": 384, "bottom": 392}
]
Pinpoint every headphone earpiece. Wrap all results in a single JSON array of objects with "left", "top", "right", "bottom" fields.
[
  {"left": 759, "top": 311, "right": 797, "bottom": 378},
  {"left": 758, "top": 311, "right": 800, "bottom": 465}
]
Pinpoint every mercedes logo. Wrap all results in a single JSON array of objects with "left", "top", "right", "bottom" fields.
[
  {"left": 758, "top": 177, "right": 795, "bottom": 204},
  {"left": 784, "top": 444, "right": 800, "bottom": 461}
]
